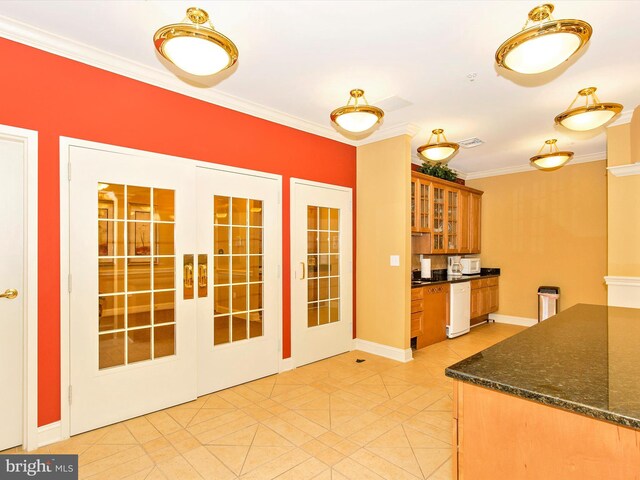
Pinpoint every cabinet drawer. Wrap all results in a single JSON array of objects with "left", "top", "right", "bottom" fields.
[
  {"left": 425, "top": 284, "right": 448, "bottom": 295},
  {"left": 485, "top": 276, "right": 499, "bottom": 287},
  {"left": 470, "top": 279, "right": 482, "bottom": 290},
  {"left": 411, "top": 312, "right": 423, "bottom": 337},
  {"left": 411, "top": 287, "right": 424, "bottom": 301},
  {"left": 411, "top": 299, "right": 423, "bottom": 314}
]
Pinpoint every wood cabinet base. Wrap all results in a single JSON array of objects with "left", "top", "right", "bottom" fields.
[{"left": 452, "top": 381, "right": 640, "bottom": 479}]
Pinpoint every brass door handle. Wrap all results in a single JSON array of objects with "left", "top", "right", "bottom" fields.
[
  {"left": 0, "top": 289, "right": 18, "bottom": 299},
  {"left": 300, "top": 262, "right": 306, "bottom": 280},
  {"left": 184, "top": 264, "right": 194, "bottom": 289},
  {"left": 198, "top": 263, "right": 208, "bottom": 288}
]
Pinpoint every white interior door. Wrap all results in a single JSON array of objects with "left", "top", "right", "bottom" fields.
[
  {"left": 0, "top": 137, "right": 24, "bottom": 450},
  {"left": 68, "top": 146, "right": 197, "bottom": 435},
  {"left": 196, "top": 166, "right": 281, "bottom": 395},
  {"left": 291, "top": 179, "right": 352, "bottom": 367}
]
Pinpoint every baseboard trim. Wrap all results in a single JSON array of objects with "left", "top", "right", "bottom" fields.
[
  {"left": 354, "top": 339, "right": 413, "bottom": 363},
  {"left": 605, "top": 276, "right": 640, "bottom": 308},
  {"left": 279, "top": 357, "right": 294, "bottom": 373},
  {"left": 489, "top": 314, "right": 537, "bottom": 327},
  {"left": 36, "top": 421, "right": 63, "bottom": 449}
]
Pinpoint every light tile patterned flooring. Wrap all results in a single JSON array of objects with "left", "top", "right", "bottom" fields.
[{"left": 3, "top": 323, "right": 524, "bottom": 479}]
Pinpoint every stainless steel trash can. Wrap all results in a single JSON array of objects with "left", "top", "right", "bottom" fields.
[{"left": 537, "top": 286, "right": 559, "bottom": 322}]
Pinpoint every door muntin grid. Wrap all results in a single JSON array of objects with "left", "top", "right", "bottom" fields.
[
  {"left": 97, "top": 183, "right": 176, "bottom": 370},
  {"left": 213, "top": 196, "right": 264, "bottom": 345},
  {"left": 307, "top": 206, "right": 340, "bottom": 328}
]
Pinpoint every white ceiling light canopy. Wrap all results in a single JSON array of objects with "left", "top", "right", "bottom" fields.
[
  {"left": 330, "top": 89, "right": 385, "bottom": 133},
  {"left": 530, "top": 138, "right": 574, "bottom": 170},
  {"left": 554, "top": 87, "right": 623, "bottom": 131},
  {"left": 495, "top": 3, "right": 592, "bottom": 75},
  {"left": 417, "top": 129, "right": 460, "bottom": 162},
  {"left": 154, "top": 7, "right": 238, "bottom": 76}
]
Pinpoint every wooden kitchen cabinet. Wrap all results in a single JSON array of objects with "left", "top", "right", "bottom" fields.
[
  {"left": 420, "top": 284, "right": 449, "bottom": 348},
  {"left": 470, "top": 277, "right": 499, "bottom": 325},
  {"left": 411, "top": 287, "right": 424, "bottom": 338},
  {"left": 410, "top": 172, "right": 482, "bottom": 254}
]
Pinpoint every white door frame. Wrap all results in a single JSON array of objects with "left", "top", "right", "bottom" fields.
[
  {"left": 59, "top": 137, "right": 282, "bottom": 442},
  {"left": 289, "top": 177, "right": 353, "bottom": 367},
  {"left": 0, "top": 124, "right": 39, "bottom": 451}
]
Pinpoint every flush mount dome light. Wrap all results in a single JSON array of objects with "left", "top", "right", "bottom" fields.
[
  {"left": 154, "top": 7, "right": 238, "bottom": 76},
  {"left": 555, "top": 87, "right": 623, "bottom": 131},
  {"left": 530, "top": 139, "right": 574, "bottom": 170},
  {"left": 417, "top": 129, "right": 460, "bottom": 162},
  {"left": 330, "top": 89, "right": 384, "bottom": 133},
  {"left": 495, "top": 4, "right": 592, "bottom": 74}
]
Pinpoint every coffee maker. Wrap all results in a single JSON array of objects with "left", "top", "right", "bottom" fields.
[{"left": 447, "top": 255, "right": 463, "bottom": 277}]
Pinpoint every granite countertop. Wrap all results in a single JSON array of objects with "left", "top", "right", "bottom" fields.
[
  {"left": 411, "top": 269, "right": 500, "bottom": 288},
  {"left": 445, "top": 304, "right": 640, "bottom": 430}
]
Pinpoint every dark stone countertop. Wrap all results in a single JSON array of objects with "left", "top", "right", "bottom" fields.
[
  {"left": 411, "top": 271, "right": 500, "bottom": 288},
  {"left": 445, "top": 304, "right": 640, "bottom": 430}
]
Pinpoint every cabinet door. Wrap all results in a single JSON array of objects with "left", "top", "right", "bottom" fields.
[
  {"left": 411, "top": 312, "right": 424, "bottom": 337},
  {"left": 470, "top": 287, "right": 483, "bottom": 319},
  {"left": 431, "top": 186, "right": 446, "bottom": 253},
  {"left": 418, "top": 180, "right": 431, "bottom": 232},
  {"left": 487, "top": 285, "right": 499, "bottom": 313},
  {"left": 421, "top": 285, "right": 448, "bottom": 346},
  {"left": 469, "top": 193, "right": 481, "bottom": 253},
  {"left": 447, "top": 189, "right": 459, "bottom": 252},
  {"left": 459, "top": 190, "right": 470, "bottom": 254},
  {"left": 411, "top": 177, "right": 419, "bottom": 233}
]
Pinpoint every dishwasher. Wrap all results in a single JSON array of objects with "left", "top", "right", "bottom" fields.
[{"left": 447, "top": 281, "right": 471, "bottom": 338}]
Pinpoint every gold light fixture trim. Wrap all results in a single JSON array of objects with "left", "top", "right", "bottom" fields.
[
  {"left": 154, "top": 7, "right": 239, "bottom": 76},
  {"left": 417, "top": 129, "right": 460, "bottom": 163},
  {"left": 330, "top": 89, "right": 385, "bottom": 133},
  {"left": 530, "top": 139, "right": 574, "bottom": 170},
  {"left": 495, "top": 3, "right": 592, "bottom": 74},
  {"left": 554, "top": 87, "right": 623, "bottom": 131}
]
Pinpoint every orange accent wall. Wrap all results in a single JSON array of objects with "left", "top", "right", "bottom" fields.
[{"left": 0, "top": 39, "right": 356, "bottom": 427}]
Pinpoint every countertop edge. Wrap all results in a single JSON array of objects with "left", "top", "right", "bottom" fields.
[
  {"left": 444, "top": 368, "right": 640, "bottom": 430},
  {"left": 411, "top": 273, "right": 500, "bottom": 288}
]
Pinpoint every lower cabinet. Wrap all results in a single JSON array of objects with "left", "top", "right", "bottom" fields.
[
  {"left": 411, "top": 287, "right": 424, "bottom": 338},
  {"left": 411, "top": 284, "right": 449, "bottom": 349},
  {"left": 470, "top": 277, "right": 499, "bottom": 325}
]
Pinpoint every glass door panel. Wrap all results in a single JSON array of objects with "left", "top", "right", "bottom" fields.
[
  {"left": 432, "top": 186, "right": 445, "bottom": 252},
  {"left": 447, "top": 190, "right": 459, "bottom": 251},
  {"left": 419, "top": 181, "right": 430, "bottom": 231}
]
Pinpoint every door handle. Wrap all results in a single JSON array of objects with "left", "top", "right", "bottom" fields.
[
  {"left": 300, "top": 262, "right": 306, "bottom": 280},
  {"left": 0, "top": 288, "right": 18, "bottom": 299},
  {"left": 184, "top": 264, "right": 194, "bottom": 289},
  {"left": 198, "top": 263, "right": 208, "bottom": 288}
]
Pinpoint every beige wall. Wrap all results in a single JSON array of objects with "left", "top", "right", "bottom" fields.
[
  {"left": 468, "top": 161, "right": 607, "bottom": 319},
  {"left": 607, "top": 114, "right": 640, "bottom": 277},
  {"left": 356, "top": 135, "right": 412, "bottom": 349}
]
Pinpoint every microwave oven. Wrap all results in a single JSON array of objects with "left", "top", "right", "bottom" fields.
[{"left": 460, "top": 257, "right": 481, "bottom": 275}]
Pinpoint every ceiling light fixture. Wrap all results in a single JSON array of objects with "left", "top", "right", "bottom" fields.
[
  {"left": 554, "top": 87, "right": 623, "bottom": 131},
  {"left": 417, "top": 129, "right": 460, "bottom": 162},
  {"left": 530, "top": 139, "right": 574, "bottom": 170},
  {"left": 154, "top": 7, "right": 238, "bottom": 76},
  {"left": 495, "top": 3, "right": 592, "bottom": 74},
  {"left": 330, "top": 89, "right": 384, "bottom": 133}
]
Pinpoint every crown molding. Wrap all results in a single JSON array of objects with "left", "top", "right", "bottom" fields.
[
  {"left": 464, "top": 151, "right": 606, "bottom": 180},
  {"left": 607, "top": 109, "right": 634, "bottom": 127},
  {"left": 0, "top": 14, "right": 417, "bottom": 148},
  {"left": 607, "top": 162, "right": 640, "bottom": 177}
]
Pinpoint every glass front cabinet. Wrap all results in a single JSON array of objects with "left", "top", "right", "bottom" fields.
[{"left": 410, "top": 171, "right": 482, "bottom": 255}]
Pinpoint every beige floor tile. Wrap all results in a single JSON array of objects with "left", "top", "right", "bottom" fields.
[
  {"left": 85, "top": 454, "right": 154, "bottom": 480},
  {"left": 412, "top": 448, "right": 451, "bottom": 479},
  {"left": 239, "top": 448, "right": 311, "bottom": 480},
  {"left": 208, "top": 424, "right": 258, "bottom": 446},
  {"left": 156, "top": 455, "right": 204, "bottom": 480},
  {"left": 403, "top": 425, "right": 450, "bottom": 449},
  {"left": 94, "top": 424, "right": 139, "bottom": 445},
  {"left": 332, "top": 457, "right": 385, "bottom": 480},
  {"left": 165, "top": 407, "right": 199, "bottom": 428},
  {"left": 182, "top": 446, "right": 236, "bottom": 480},
  {"left": 124, "top": 417, "right": 163, "bottom": 444},
  {"left": 427, "top": 457, "right": 452, "bottom": 480},
  {"left": 252, "top": 424, "right": 293, "bottom": 447},
  {"left": 79, "top": 446, "right": 146, "bottom": 478},
  {"left": 274, "top": 457, "right": 329, "bottom": 479},
  {"left": 79, "top": 444, "right": 132, "bottom": 466},
  {"left": 316, "top": 431, "right": 344, "bottom": 447},
  {"left": 206, "top": 445, "right": 249, "bottom": 476},
  {"left": 241, "top": 446, "right": 294, "bottom": 475},
  {"left": 349, "top": 448, "right": 420, "bottom": 480},
  {"left": 164, "top": 429, "right": 202, "bottom": 454},
  {"left": 261, "top": 416, "right": 314, "bottom": 446}
]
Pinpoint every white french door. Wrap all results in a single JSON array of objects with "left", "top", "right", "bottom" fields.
[
  {"left": 0, "top": 136, "right": 25, "bottom": 450},
  {"left": 67, "top": 141, "right": 282, "bottom": 435},
  {"left": 291, "top": 179, "right": 353, "bottom": 367},
  {"left": 196, "top": 166, "right": 281, "bottom": 395},
  {"left": 68, "top": 146, "right": 197, "bottom": 435}
]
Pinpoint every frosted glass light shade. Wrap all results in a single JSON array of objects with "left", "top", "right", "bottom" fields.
[
  {"left": 335, "top": 111, "right": 380, "bottom": 133},
  {"left": 503, "top": 33, "right": 581, "bottom": 74},
  {"left": 163, "top": 36, "right": 232, "bottom": 76},
  {"left": 531, "top": 153, "right": 572, "bottom": 169},
  {"left": 419, "top": 145, "right": 457, "bottom": 162}
]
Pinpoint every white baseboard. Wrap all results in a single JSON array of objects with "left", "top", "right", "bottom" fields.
[
  {"left": 354, "top": 339, "right": 413, "bottom": 363},
  {"left": 605, "top": 276, "right": 640, "bottom": 308},
  {"left": 36, "top": 421, "right": 63, "bottom": 449},
  {"left": 279, "top": 357, "right": 294, "bottom": 373},
  {"left": 489, "top": 314, "right": 537, "bottom": 327}
]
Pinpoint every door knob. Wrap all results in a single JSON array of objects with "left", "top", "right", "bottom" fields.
[{"left": 0, "top": 289, "right": 18, "bottom": 299}]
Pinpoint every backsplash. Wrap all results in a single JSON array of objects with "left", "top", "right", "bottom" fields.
[{"left": 411, "top": 254, "right": 447, "bottom": 271}]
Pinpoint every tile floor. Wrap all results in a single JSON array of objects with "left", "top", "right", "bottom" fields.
[{"left": 3, "top": 322, "right": 524, "bottom": 479}]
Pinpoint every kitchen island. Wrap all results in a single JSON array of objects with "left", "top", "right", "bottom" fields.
[{"left": 446, "top": 304, "right": 640, "bottom": 480}]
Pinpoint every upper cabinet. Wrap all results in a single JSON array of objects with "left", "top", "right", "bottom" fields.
[{"left": 411, "top": 171, "right": 482, "bottom": 254}]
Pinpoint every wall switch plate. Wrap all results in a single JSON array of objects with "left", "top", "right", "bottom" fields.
[{"left": 390, "top": 255, "right": 400, "bottom": 267}]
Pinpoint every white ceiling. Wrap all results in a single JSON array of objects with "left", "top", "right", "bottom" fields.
[{"left": 0, "top": 0, "right": 638, "bottom": 175}]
